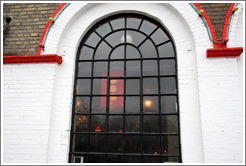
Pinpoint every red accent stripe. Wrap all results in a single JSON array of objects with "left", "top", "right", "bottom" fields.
[
  {"left": 37, "top": 3, "right": 67, "bottom": 55},
  {"left": 221, "top": 3, "right": 235, "bottom": 42},
  {"left": 193, "top": 3, "right": 219, "bottom": 47},
  {"left": 206, "top": 47, "right": 243, "bottom": 58},
  {"left": 3, "top": 54, "right": 63, "bottom": 65}
]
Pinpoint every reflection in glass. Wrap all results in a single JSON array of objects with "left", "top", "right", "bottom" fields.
[
  {"left": 90, "top": 115, "right": 106, "bottom": 132},
  {"left": 109, "top": 116, "right": 123, "bottom": 132},
  {"left": 111, "top": 46, "right": 124, "bottom": 59},
  {"left": 125, "top": 135, "right": 142, "bottom": 153},
  {"left": 126, "top": 61, "right": 140, "bottom": 76},
  {"left": 75, "top": 97, "right": 90, "bottom": 113},
  {"left": 74, "top": 115, "right": 88, "bottom": 132},
  {"left": 143, "top": 78, "right": 158, "bottom": 94},
  {"left": 108, "top": 135, "right": 123, "bottom": 153},
  {"left": 139, "top": 40, "right": 157, "bottom": 58},
  {"left": 79, "top": 46, "right": 94, "bottom": 60},
  {"left": 125, "top": 116, "right": 140, "bottom": 132},
  {"left": 160, "top": 60, "right": 175, "bottom": 75},
  {"left": 161, "top": 96, "right": 177, "bottom": 113},
  {"left": 78, "top": 62, "right": 91, "bottom": 77},
  {"left": 94, "top": 41, "right": 111, "bottom": 59},
  {"left": 158, "top": 42, "right": 175, "bottom": 57},
  {"left": 143, "top": 115, "right": 160, "bottom": 133},
  {"left": 126, "top": 79, "right": 139, "bottom": 94},
  {"left": 126, "top": 97, "right": 140, "bottom": 113},
  {"left": 85, "top": 32, "right": 101, "bottom": 47},
  {"left": 143, "top": 96, "right": 159, "bottom": 113},
  {"left": 76, "top": 79, "right": 91, "bottom": 95},
  {"left": 109, "top": 96, "right": 124, "bottom": 114},
  {"left": 143, "top": 60, "right": 158, "bottom": 75},
  {"left": 106, "top": 31, "right": 124, "bottom": 47},
  {"left": 127, "top": 30, "right": 145, "bottom": 46},
  {"left": 160, "top": 77, "right": 176, "bottom": 94},
  {"left": 94, "top": 62, "right": 107, "bottom": 77},
  {"left": 161, "top": 115, "right": 178, "bottom": 133},
  {"left": 110, "top": 79, "right": 124, "bottom": 95},
  {"left": 91, "top": 97, "right": 106, "bottom": 114},
  {"left": 93, "top": 79, "right": 107, "bottom": 95},
  {"left": 143, "top": 136, "right": 160, "bottom": 153}
]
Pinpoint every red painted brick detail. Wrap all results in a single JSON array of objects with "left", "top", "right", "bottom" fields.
[{"left": 206, "top": 47, "right": 243, "bottom": 58}]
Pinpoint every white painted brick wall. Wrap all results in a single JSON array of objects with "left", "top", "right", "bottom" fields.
[
  {"left": 2, "top": 2, "right": 244, "bottom": 164},
  {"left": 3, "top": 63, "right": 56, "bottom": 163}
]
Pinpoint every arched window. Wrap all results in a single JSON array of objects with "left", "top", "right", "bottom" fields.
[{"left": 69, "top": 13, "right": 181, "bottom": 163}]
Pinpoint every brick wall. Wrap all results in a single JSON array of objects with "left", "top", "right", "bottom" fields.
[
  {"left": 199, "top": 3, "right": 230, "bottom": 41},
  {"left": 3, "top": 3, "right": 60, "bottom": 56}
]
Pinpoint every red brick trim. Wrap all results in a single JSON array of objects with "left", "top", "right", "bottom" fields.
[
  {"left": 221, "top": 3, "right": 235, "bottom": 42},
  {"left": 3, "top": 54, "right": 63, "bottom": 65},
  {"left": 206, "top": 47, "right": 243, "bottom": 58},
  {"left": 37, "top": 3, "right": 67, "bottom": 55}
]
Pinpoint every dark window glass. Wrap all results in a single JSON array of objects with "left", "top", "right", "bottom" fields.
[{"left": 71, "top": 14, "right": 180, "bottom": 163}]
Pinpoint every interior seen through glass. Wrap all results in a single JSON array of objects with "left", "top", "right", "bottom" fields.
[{"left": 71, "top": 14, "right": 181, "bottom": 163}]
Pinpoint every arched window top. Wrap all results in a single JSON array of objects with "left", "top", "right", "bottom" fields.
[{"left": 78, "top": 14, "right": 175, "bottom": 61}]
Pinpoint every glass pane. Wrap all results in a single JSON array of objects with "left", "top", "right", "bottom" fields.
[
  {"left": 91, "top": 97, "right": 106, "bottom": 114},
  {"left": 143, "top": 60, "right": 158, "bottom": 76},
  {"left": 127, "top": 30, "right": 145, "bottom": 46},
  {"left": 78, "top": 62, "right": 91, "bottom": 77},
  {"left": 126, "top": 61, "right": 140, "bottom": 77},
  {"left": 161, "top": 96, "right": 177, "bottom": 113},
  {"left": 79, "top": 46, "right": 94, "bottom": 60},
  {"left": 126, "top": 79, "right": 139, "bottom": 95},
  {"left": 161, "top": 136, "right": 180, "bottom": 154},
  {"left": 125, "top": 135, "right": 142, "bottom": 153},
  {"left": 109, "top": 96, "right": 123, "bottom": 114},
  {"left": 124, "top": 156, "right": 142, "bottom": 163},
  {"left": 110, "top": 79, "right": 124, "bottom": 95},
  {"left": 125, "top": 116, "right": 140, "bottom": 132},
  {"left": 93, "top": 79, "right": 107, "bottom": 95},
  {"left": 87, "top": 154, "right": 105, "bottom": 163},
  {"left": 143, "top": 78, "right": 158, "bottom": 94},
  {"left": 126, "top": 45, "right": 141, "bottom": 59},
  {"left": 151, "top": 28, "right": 169, "bottom": 45},
  {"left": 74, "top": 135, "right": 88, "bottom": 152},
  {"left": 126, "top": 97, "right": 140, "bottom": 113},
  {"left": 111, "top": 46, "right": 124, "bottom": 59},
  {"left": 143, "top": 96, "right": 159, "bottom": 113},
  {"left": 76, "top": 79, "right": 91, "bottom": 95},
  {"left": 160, "top": 77, "right": 176, "bottom": 94},
  {"left": 162, "top": 157, "right": 180, "bottom": 163},
  {"left": 85, "top": 32, "right": 101, "bottom": 47},
  {"left": 143, "top": 157, "right": 160, "bottom": 163},
  {"left": 94, "top": 41, "right": 111, "bottom": 59},
  {"left": 75, "top": 97, "right": 90, "bottom": 113},
  {"left": 74, "top": 115, "right": 88, "bottom": 132},
  {"left": 160, "top": 60, "right": 176, "bottom": 75},
  {"left": 109, "top": 116, "right": 123, "bottom": 132},
  {"left": 110, "top": 18, "right": 125, "bottom": 30},
  {"left": 158, "top": 42, "right": 175, "bottom": 57},
  {"left": 161, "top": 115, "right": 178, "bottom": 133},
  {"left": 94, "top": 62, "right": 108, "bottom": 77},
  {"left": 127, "top": 17, "right": 142, "bottom": 29},
  {"left": 143, "top": 136, "right": 160, "bottom": 154},
  {"left": 95, "top": 22, "right": 111, "bottom": 37},
  {"left": 110, "top": 61, "right": 124, "bottom": 76},
  {"left": 106, "top": 30, "right": 124, "bottom": 47},
  {"left": 89, "top": 135, "right": 106, "bottom": 152},
  {"left": 143, "top": 115, "right": 160, "bottom": 133},
  {"left": 91, "top": 115, "right": 106, "bottom": 132},
  {"left": 139, "top": 39, "right": 157, "bottom": 58},
  {"left": 140, "top": 20, "right": 157, "bottom": 35},
  {"left": 108, "top": 135, "right": 123, "bottom": 153},
  {"left": 73, "top": 155, "right": 87, "bottom": 163}
]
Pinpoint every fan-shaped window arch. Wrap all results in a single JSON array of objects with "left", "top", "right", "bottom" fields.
[{"left": 70, "top": 13, "right": 181, "bottom": 163}]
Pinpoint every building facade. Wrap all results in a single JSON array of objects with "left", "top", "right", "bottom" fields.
[{"left": 2, "top": 2, "right": 244, "bottom": 164}]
